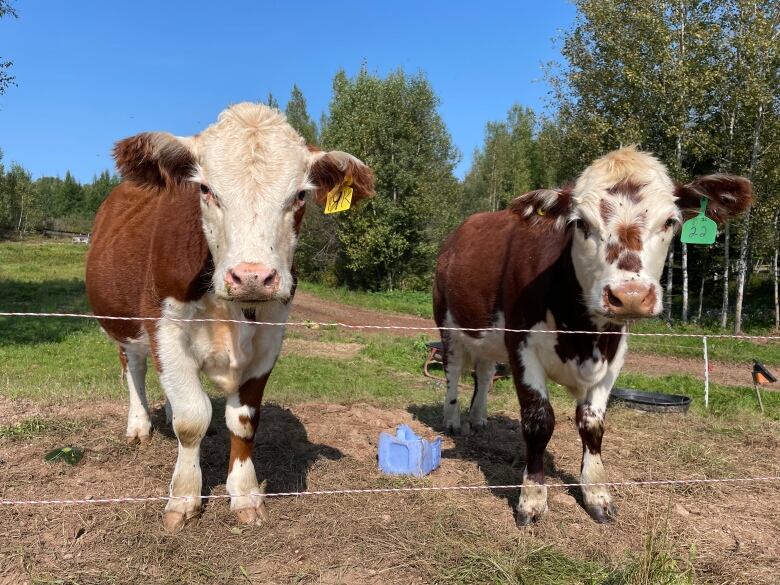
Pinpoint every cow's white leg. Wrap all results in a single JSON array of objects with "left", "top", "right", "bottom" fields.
[
  {"left": 468, "top": 359, "right": 495, "bottom": 431},
  {"left": 441, "top": 333, "right": 465, "bottom": 435},
  {"left": 156, "top": 325, "right": 212, "bottom": 532},
  {"left": 225, "top": 375, "right": 271, "bottom": 525},
  {"left": 122, "top": 346, "right": 152, "bottom": 444},
  {"left": 513, "top": 343, "right": 554, "bottom": 526},
  {"left": 576, "top": 337, "right": 625, "bottom": 523},
  {"left": 225, "top": 315, "right": 284, "bottom": 525}
]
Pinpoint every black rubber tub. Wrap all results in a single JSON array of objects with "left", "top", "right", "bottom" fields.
[{"left": 609, "top": 388, "right": 691, "bottom": 413}]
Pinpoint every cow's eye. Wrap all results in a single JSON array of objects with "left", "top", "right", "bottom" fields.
[
  {"left": 200, "top": 183, "right": 210, "bottom": 195},
  {"left": 663, "top": 217, "right": 676, "bottom": 230},
  {"left": 574, "top": 219, "right": 591, "bottom": 239},
  {"left": 296, "top": 191, "right": 307, "bottom": 202}
]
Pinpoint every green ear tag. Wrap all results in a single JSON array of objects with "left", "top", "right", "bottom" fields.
[{"left": 680, "top": 199, "right": 717, "bottom": 245}]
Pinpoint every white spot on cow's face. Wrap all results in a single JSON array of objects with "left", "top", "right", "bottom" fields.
[
  {"left": 569, "top": 147, "right": 680, "bottom": 322},
  {"left": 185, "top": 104, "right": 315, "bottom": 304}
]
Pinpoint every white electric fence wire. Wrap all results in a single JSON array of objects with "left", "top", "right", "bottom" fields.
[
  {"left": 1, "top": 312, "right": 780, "bottom": 340},
  {"left": 2, "top": 476, "right": 779, "bottom": 507}
]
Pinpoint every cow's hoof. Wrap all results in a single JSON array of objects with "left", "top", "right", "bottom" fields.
[
  {"left": 515, "top": 505, "right": 546, "bottom": 527},
  {"left": 162, "top": 511, "right": 188, "bottom": 533},
  {"left": 586, "top": 501, "right": 618, "bottom": 524},
  {"left": 234, "top": 503, "right": 269, "bottom": 526},
  {"left": 469, "top": 419, "right": 488, "bottom": 432},
  {"left": 126, "top": 432, "right": 152, "bottom": 446}
]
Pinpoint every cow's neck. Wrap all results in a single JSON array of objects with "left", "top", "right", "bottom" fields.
[{"left": 548, "top": 231, "right": 624, "bottom": 362}]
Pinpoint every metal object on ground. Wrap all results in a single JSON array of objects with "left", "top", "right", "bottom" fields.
[
  {"left": 609, "top": 388, "right": 691, "bottom": 413},
  {"left": 422, "top": 341, "right": 509, "bottom": 386}
]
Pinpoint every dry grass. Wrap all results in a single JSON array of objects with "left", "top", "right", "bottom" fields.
[{"left": 0, "top": 398, "right": 778, "bottom": 584}]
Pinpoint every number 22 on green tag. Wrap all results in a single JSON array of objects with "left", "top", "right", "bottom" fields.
[{"left": 680, "top": 199, "right": 717, "bottom": 245}]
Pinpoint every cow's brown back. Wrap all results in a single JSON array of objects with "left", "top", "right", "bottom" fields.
[
  {"left": 434, "top": 209, "right": 571, "bottom": 333},
  {"left": 86, "top": 182, "right": 211, "bottom": 344}
]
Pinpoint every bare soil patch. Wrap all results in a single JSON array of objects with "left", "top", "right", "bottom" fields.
[{"left": 1, "top": 398, "right": 778, "bottom": 584}]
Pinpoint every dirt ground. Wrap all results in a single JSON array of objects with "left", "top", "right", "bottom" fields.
[
  {"left": 292, "top": 291, "right": 779, "bottom": 390},
  {"left": 1, "top": 389, "right": 779, "bottom": 584}
]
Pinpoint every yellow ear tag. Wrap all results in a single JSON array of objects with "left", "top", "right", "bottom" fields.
[
  {"left": 536, "top": 207, "right": 546, "bottom": 216},
  {"left": 324, "top": 176, "right": 353, "bottom": 214}
]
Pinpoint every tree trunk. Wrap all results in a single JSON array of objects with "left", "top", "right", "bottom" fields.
[
  {"left": 681, "top": 243, "right": 689, "bottom": 322},
  {"left": 733, "top": 102, "right": 764, "bottom": 334},
  {"left": 774, "top": 211, "right": 779, "bottom": 331},
  {"left": 733, "top": 208, "right": 751, "bottom": 334},
  {"left": 665, "top": 243, "right": 674, "bottom": 321},
  {"left": 774, "top": 243, "right": 779, "bottom": 331},
  {"left": 720, "top": 223, "right": 730, "bottom": 328},
  {"left": 697, "top": 272, "right": 705, "bottom": 323}
]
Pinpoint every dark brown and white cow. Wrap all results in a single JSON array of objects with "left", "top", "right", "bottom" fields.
[
  {"left": 433, "top": 147, "right": 751, "bottom": 525},
  {"left": 86, "top": 103, "right": 373, "bottom": 531}
]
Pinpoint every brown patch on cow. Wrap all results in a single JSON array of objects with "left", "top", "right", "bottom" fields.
[
  {"left": 617, "top": 222, "right": 642, "bottom": 251},
  {"left": 227, "top": 374, "right": 272, "bottom": 472},
  {"left": 228, "top": 433, "right": 253, "bottom": 473},
  {"left": 675, "top": 174, "right": 753, "bottom": 224},
  {"left": 605, "top": 242, "right": 621, "bottom": 264},
  {"left": 617, "top": 252, "right": 642, "bottom": 273},
  {"left": 86, "top": 181, "right": 212, "bottom": 347},
  {"left": 576, "top": 403, "right": 604, "bottom": 455},
  {"left": 607, "top": 179, "right": 643, "bottom": 203},
  {"left": 113, "top": 132, "right": 197, "bottom": 190},
  {"left": 599, "top": 199, "right": 616, "bottom": 224},
  {"left": 294, "top": 204, "right": 306, "bottom": 235},
  {"left": 309, "top": 153, "right": 375, "bottom": 206}
]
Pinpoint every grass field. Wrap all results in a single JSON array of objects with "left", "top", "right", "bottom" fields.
[{"left": 1, "top": 241, "right": 779, "bottom": 584}]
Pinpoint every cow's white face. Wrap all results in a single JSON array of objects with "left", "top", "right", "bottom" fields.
[
  {"left": 114, "top": 103, "right": 373, "bottom": 305},
  {"left": 512, "top": 147, "right": 752, "bottom": 323},
  {"left": 569, "top": 149, "right": 680, "bottom": 321}
]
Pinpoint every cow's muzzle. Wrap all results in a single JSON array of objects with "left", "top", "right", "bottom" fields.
[
  {"left": 602, "top": 282, "right": 657, "bottom": 318},
  {"left": 223, "top": 262, "right": 281, "bottom": 302}
]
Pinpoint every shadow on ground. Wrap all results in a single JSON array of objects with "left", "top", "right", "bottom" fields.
[
  {"left": 150, "top": 399, "right": 343, "bottom": 497},
  {"left": 407, "top": 403, "right": 584, "bottom": 517}
]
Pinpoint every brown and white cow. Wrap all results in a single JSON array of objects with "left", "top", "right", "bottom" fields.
[
  {"left": 86, "top": 103, "right": 373, "bottom": 531},
  {"left": 433, "top": 147, "right": 751, "bottom": 526}
]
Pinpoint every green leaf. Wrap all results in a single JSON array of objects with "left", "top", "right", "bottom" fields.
[{"left": 43, "top": 446, "right": 84, "bottom": 465}]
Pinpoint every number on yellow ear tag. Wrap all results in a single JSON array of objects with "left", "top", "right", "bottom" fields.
[
  {"left": 324, "top": 177, "right": 353, "bottom": 214},
  {"left": 681, "top": 199, "right": 717, "bottom": 245}
]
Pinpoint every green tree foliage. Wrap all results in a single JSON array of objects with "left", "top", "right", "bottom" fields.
[
  {"left": 317, "top": 67, "right": 460, "bottom": 290},
  {"left": 285, "top": 85, "right": 318, "bottom": 145},
  {"left": 547, "top": 0, "right": 780, "bottom": 328},
  {"left": 461, "top": 105, "right": 558, "bottom": 216},
  {"left": 264, "top": 92, "right": 280, "bottom": 110},
  {"left": 0, "top": 0, "right": 17, "bottom": 95}
]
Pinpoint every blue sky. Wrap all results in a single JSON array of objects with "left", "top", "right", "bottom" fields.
[{"left": 0, "top": 1, "right": 575, "bottom": 182}]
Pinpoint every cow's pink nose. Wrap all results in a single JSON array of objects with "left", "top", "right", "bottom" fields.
[
  {"left": 224, "top": 263, "right": 279, "bottom": 299},
  {"left": 603, "top": 283, "right": 656, "bottom": 317}
]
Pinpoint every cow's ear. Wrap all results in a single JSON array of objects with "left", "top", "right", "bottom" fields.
[
  {"left": 308, "top": 151, "right": 375, "bottom": 206},
  {"left": 675, "top": 174, "right": 752, "bottom": 224},
  {"left": 510, "top": 187, "right": 573, "bottom": 230},
  {"left": 114, "top": 132, "right": 197, "bottom": 190}
]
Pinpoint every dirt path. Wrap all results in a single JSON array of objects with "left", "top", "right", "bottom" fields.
[{"left": 291, "top": 291, "right": 778, "bottom": 389}]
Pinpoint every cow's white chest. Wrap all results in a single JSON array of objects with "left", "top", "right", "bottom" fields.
[
  {"left": 161, "top": 295, "right": 289, "bottom": 393},
  {"left": 525, "top": 312, "right": 617, "bottom": 398}
]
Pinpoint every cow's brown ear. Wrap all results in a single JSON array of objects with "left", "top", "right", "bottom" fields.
[
  {"left": 675, "top": 174, "right": 752, "bottom": 224},
  {"left": 510, "top": 186, "right": 573, "bottom": 230},
  {"left": 113, "top": 132, "right": 197, "bottom": 190},
  {"left": 308, "top": 151, "right": 375, "bottom": 206}
]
